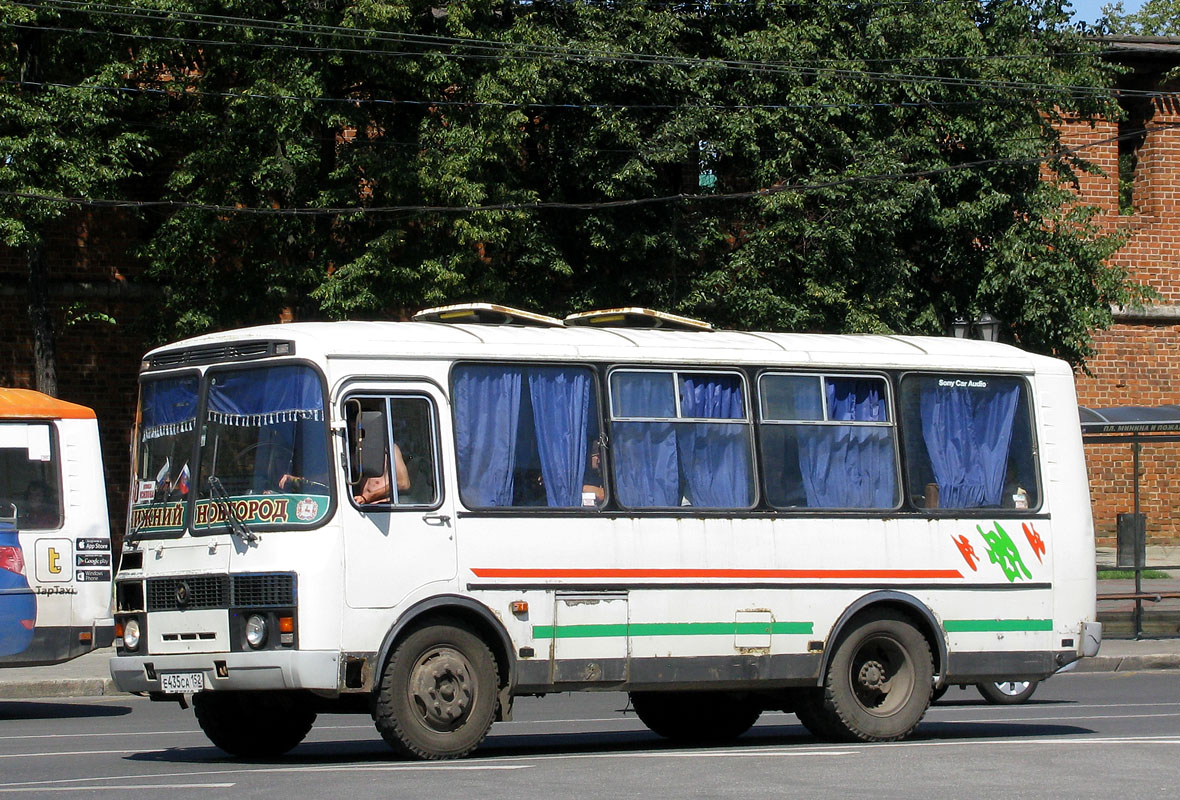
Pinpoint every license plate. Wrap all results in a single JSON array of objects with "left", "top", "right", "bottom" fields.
[{"left": 160, "top": 671, "right": 206, "bottom": 693}]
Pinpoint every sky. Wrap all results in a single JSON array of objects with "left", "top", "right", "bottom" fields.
[{"left": 1070, "top": 0, "right": 1147, "bottom": 25}]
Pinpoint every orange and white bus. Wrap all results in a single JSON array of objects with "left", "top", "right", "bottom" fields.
[{"left": 0, "top": 389, "right": 114, "bottom": 669}]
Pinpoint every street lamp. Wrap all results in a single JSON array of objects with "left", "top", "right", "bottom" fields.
[
  {"left": 975, "top": 313, "right": 1001, "bottom": 342},
  {"left": 948, "top": 313, "right": 1002, "bottom": 341}
]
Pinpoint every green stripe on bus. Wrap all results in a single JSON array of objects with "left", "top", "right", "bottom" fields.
[
  {"left": 533, "top": 621, "right": 813, "bottom": 639},
  {"left": 943, "top": 619, "right": 1053, "bottom": 633}
]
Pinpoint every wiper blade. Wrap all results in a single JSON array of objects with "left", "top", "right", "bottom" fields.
[
  {"left": 126, "top": 491, "right": 169, "bottom": 546},
  {"left": 207, "top": 476, "right": 258, "bottom": 544}
]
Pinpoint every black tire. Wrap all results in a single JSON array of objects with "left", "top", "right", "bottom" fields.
[
  {"left": 193, "top": 690, "right": 316, "bottom": 758},
  {"left": 977, "top": 679, "right": 1038, "bottom": 705},
  {"left": 374, "top": 621, "right": 499, "bottom": 760},
  {"left": 931, "top": 684, "right": 949, "bottom": 703},
  {"left": 629, "top": 691, "right": 762, "bottom": 742},
  {"left": 792, "top": 688, "right": 847, "bottom": 741},
  {"left": 818, "top": 610, "right": 934, "bottom": 742}
]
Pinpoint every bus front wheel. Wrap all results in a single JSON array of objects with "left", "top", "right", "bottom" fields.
[
  {"left": 629, "top": 691, "right": 761, "bottom": 742},
  {"left": 193, "top": 690, "right": 316, "bottom": 757},
  {"left": 374, "top": 621, "right": 499, "bottom": 760},
  {"left": 818, "top": 610, "right": 934, "bottom": 742}
]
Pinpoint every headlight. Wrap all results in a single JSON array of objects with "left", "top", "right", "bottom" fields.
[
  {"left": 245, "top": 614, "right": 268, "bottom": 649},
  {"left": 122, "top": 618, "right": 141, "bottom": 651}
]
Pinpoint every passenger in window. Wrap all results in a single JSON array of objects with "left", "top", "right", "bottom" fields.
[
  {"left": 21, "top": 481, "right": 57, "bottom": 528},
  {"left": 352, "top": 443, "right": 410, "bottom": 505},
  {"left": 581, "top": 449, "right": 605, "bottom": 507}
]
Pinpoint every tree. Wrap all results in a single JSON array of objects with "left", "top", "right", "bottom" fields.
[
  {"left": 1100, "top": 0, "right": 1180, "bottom": 34},
  {"left": 0, "top": 1, "right": 155, "bottom": 394},
  {"left": 1, "top": 1, "right": 1151, "bottom": 367}
]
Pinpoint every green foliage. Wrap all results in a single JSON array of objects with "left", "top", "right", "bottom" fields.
[
  {"left": 0, "top": 0, "right": 1151, "bottom": 365},
  {"left": 1100, "top": 0, "right": 1180, "bottom": 34}
]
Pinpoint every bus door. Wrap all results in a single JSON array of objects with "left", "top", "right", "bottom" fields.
[{"left": 342, "top": 384, "right": 455, "bottom": 609}]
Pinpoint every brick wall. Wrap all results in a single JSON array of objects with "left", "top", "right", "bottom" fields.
[
  {"left": 1061, "top": 91, "right": 1180, "bottom": 551},
  {"left": 0, "top": 212, "right": 152, "bottom": 543}
]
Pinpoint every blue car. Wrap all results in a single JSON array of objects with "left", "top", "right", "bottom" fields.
[{"left": 0, "top": 521, "right": 36, "bottom": 657}]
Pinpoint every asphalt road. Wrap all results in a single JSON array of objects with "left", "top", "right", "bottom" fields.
[{"left": 2, "top": 672, "right": 1179, "bottom": 798}]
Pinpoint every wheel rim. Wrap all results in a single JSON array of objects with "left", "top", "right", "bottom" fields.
[
  {"left": 994, "top": 681, "right": 1031, "bottom": 696},
  {"left": 407, "top": 645, "right": 476, "bottom": 732},
  {"left": 848, "top": 633, "right": 915, "bottom": 717}
]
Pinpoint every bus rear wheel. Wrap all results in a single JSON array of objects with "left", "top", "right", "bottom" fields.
[
  {"left": 193, "top": 690, "right": 316, "bottom": 757},
  {"left": 629, "top": 691, "right": 761, "bottom": 742},
  {"left": 374, "top": 622, "right": 499, "bottom": 760},
  {"left": 817, "top": 610, "right": 934, "bottom": 742}
]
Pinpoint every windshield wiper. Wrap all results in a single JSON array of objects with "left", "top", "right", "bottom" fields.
[{"left": 207, "top": 476, "right": 258, "bottom": 545}]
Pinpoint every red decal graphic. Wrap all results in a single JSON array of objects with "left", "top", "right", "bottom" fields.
[
  {"left": 952, "top": 534, "right": 979, "bottom": 571},
  {"left": 1022, "top": 523, "right": 1046, "bottom": 563}
]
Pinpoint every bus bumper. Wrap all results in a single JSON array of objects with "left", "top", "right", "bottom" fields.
[
  {"left": 110, "top": 650, "right": 341, "bottom": 694},
  {"left": 1083, "top": 621, "right": 1102, "bottom": 658}
]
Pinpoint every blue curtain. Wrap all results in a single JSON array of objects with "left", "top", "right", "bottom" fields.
[
  {"left": 140, "top": 376, "right": 199, "bottom": 441},
  {"left": 454, "top": 366, "right": 522, "bottom": 506},
  {"left": 529, "top": 368, "right": 591, "bottom": 507},
  {"left": 796, "top": 379, "right": 896, "bottom": 508},
  {"left": 919, "top": 381, "right": 1021, "bottom": 508},
  {"left": 676, "top": 375, "right": 753, "bottom": 507},
  {"left": 612, "top": 373, "right": 679, "bottom": 507},
  {"left": 206, "top": 366, "right": 323, "bottom": 426}
]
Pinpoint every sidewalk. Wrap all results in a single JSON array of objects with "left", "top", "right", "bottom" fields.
[{"left": 3, "top": 633, "right": 1180, "bottom": 700}]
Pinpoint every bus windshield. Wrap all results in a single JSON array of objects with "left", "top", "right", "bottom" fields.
[
  {"left": 131, "top": 375, "right": 199, "bottom": 536},
  {"left": 193, "top": 364, "right": 331, "bottom": 533}
]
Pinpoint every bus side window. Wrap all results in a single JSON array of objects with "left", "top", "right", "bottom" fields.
[
  {"left": 346, "top": 395, "right": 440, "bottom": 508},
  {"left": 899, "top": 374, "right": 1039, "bottom": 511},
  {"left": 758, "top": 374, "right": 899, "bottom": 510},
  {"left": 452, "top": 364, "right": 604, "bottom": 510},
  {"left": 608, "top": 369, "right": 755, "bottom": 510}
]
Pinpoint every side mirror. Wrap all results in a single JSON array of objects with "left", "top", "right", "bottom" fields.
[{"left": 355, "top": 411, "right": 388, "bottom": 482}]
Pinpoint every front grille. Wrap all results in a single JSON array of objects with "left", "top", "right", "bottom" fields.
[
  {"left": 231, "top": 574, "right": 296, "bottom": 607},
  {"left": 147, "top": 575, "right": 229, "bottom": 611},
  {"left": 146, "top": 573, "right": 295, "bottom": 611}
]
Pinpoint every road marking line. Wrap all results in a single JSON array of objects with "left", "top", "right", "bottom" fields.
[
  {"left": 0, "top": 784, "right": 235, "bottom": 793},
  {"left": 0, "top": 749, "right": 167, "bottom": 759},
  {"left": 0, "top": 764, "right": 532, "bottom": 790}
]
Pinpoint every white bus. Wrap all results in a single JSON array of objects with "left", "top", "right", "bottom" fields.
[
  {"left": 110, "top": 306, "right": 1100, "bottom": 759},
  {"left": 1, "top": 389, "right": 115, "bottom": 669}
]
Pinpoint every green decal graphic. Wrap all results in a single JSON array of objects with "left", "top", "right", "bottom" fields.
[
  {"left": 533, "top": 621, "right": 813, "bottom": 639},
  {"left": 129, "top": 501, "right": 187, "bottom": 532},
  {"left": 195, "top": 495, "right": 329, "bottom": 527},
  {"left": 978, "top": 521, "right": 1032, "bottom": 582},
  {"left": 944, "top": 619, "right": 1053, "bottom": 633}
]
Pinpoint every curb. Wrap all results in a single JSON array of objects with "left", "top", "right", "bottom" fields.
[
  {"left": 0, "top": 679, "right": 122, "bottom": 700},
  {"left": 1070, "top": 654, "right": 1180, "bottom": 673}
]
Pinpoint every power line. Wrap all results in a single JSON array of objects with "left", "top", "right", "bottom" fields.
[
  {"left": 8, "top": 78, "right": 1055, "bottom": 112},
  {"left": 8, "top": 0, "right": 1121, "bottom": 101},
  {"left": 0, "top": 15, "right": 1108, "bottom": 70},
  {"left": 2, "top": 123, "right": 1166, "bottom": 217}
]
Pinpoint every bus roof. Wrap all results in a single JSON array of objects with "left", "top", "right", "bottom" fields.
[
  {"left": 143, "top": 320, "right": 1069, "bottom": 377},
  {"left": 0, "top": 388, "right": 97, "bottom": 420}
]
